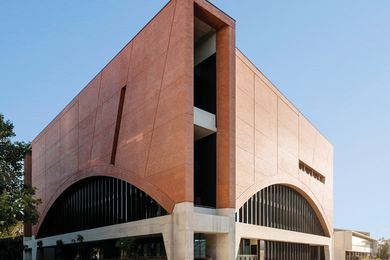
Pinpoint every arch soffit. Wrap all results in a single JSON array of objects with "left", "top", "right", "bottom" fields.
[
  {"left": 236, "top": 179, "right": 331, "bottom": 237},
  {"left": 34, "top": 164, "right": 175, "bottom": 235}
]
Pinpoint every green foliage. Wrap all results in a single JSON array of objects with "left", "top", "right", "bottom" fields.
[
  {"left": 72, "top": 234, "right": 84, "bottom": 244},
  {"left": 56, "top": 239, "right": 64, "bottom": 247},
  {"left": 378, "top": 238, "right": 390, "bottom": 260},
  {"left": 0, "top": 113, "right": 41, "bottom": 237},
  {"left": 77, "top": 234, "right": 84, "bottom": 243}
]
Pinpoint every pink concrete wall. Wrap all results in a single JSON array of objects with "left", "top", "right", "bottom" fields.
[
  {"left": 31, "top": 0, "right": 194, "bottom": 236},
  {"left": 235, "top": 49, "right": 333, "bottom": 236}
]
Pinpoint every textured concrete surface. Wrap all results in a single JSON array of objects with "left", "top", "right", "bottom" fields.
[
  {"left": 29, "top": 0, "right": 333, "bottom": 259},
  {"left": 31, "top": 0, "right": 238, "bottom": 238},
  {"left": 235, "top": 48, "right": 333, "bottom": 246},
  {"left": 31, "top": 0, "right": 195, "bottom": 236},
  {"left": 24, "top": 202, "right": 234, "bottom": 260}
]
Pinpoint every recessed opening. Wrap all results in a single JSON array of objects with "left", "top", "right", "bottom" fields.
[
  {"left": 111, "top": 86, "right": 126, "bottom": 165},
  {"left": 194, "top": 233, "right": 218, "bottom": 260},
  {"left": 194, "top": 133, "right": 216, "bottom": 207},
  {"left": 194, "top": 17, "right": 216, "bottom": 114},
  {"left": 299, "top": 160, "right": 326, "bottom": 184},
  {"left": 193, "top": 16, "right": 217, "bottom": 208}
]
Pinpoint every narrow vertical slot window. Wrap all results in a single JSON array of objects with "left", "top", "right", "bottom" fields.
[{"left": 111, "top": 86, "right": 126, "bottom": 165}]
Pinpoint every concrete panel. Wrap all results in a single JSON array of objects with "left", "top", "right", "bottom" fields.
[
  {"left": 313, "top": 134, "right": 332, "bottom": 176},
  {"left": 255, "top": 155, "right": 277, "bottom": 178},
  {"left": 131, "top": 3, "right": 174, "bottom": 79},
  {"left": 236, "top": 86, "right": 254, "bottom": 128},
  {"left": 119, "top": 98, "right": 158, "bottom": 146},
  {"left": 278, "top": 149, "right": 298, "bottom": 178},
  {"left": 255, "top": 130, "right": 277, "bottom": 175},
  {"left": 78, "top": 75, "right": 100, "bottom": 122},
  {"left": 78, "top": 140, "right": 92, "bottom": 171},
  {"left": 44, "top": 142, "right": 59, "bottom": 169},
  {"left": 215, "top": 21, "right": 236, "bottom": 209},
  {"left": 99, "top": 46, "right": 131, "bottom": 105},
  {"left": 146, "top": 114, "right": 193, "bottom": 176},
  {"left": 78, "top": 112, "right": 95, "bottom": 145},
  {"left": 59, "top": 102, "right": 78, "bottom": 136},
  {"left": 299, "top": 115, "right": 317, "bottom": 165},
  {"left": 60, "top": 150, "right": 78, "bottom": 178},
  {"left": 115, "top": 132, "right": 152, "bottom": 176},
  {"left": 255, "top": 76, "right": 277, "bottom": 115},
  {"left": 90, "top": 125, "right": 115, "bottom": 163},
  {"left": 60, "top": 128, "right": 78, "bottom": 157},
  {"left": 255, "top": 102, "right": 277, "bottom": 141},
  {"left": 236, "top": 147, "right": 254, "bottom": 189},
  {"left": 94, "top": 91, "right": 120, "bottom": 136},
  {"left": 194, "top": 107, "right": 216, "bottom": 130},
  {"left": 155, "top": 81, "right": 193, "bottom": 129},
  {"left": 277, "top": 99, "right": 299, "bottom": 157},
  {"left": 236, "top": 57, "right": 254, "bottom": 97},
  {"left": 122, "top": 53, "right": 165, "bottom": 116},
  {"left": 44, "top": 121, "right": 60, "bottom": 150},
  {"left": 235, "top": 49, "right": 333, "bottom": 237},
  {"left": 236, "top": 117, "right": 253, "bottom": 154},
  {"left": 237, "top": 222, "right": 331, "bottom": 246}
]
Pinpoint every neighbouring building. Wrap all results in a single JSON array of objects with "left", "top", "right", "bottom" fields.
[
  {"left": 23, "top": 0, "right": 334, "bottom": 259},
  {"left": 333, "top": 229, "right": 378, "bottom": 260}
]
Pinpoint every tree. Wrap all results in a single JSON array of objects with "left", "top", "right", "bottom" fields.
[
  {"left": 0, "top": 113, "right": 40, "bottom": 237},
  {"left": 72, "top": 234, "right": 84, "bottom": 259},
  {"left": 115, "top": 237, "right": 138, "bottom": 259},
  {"left": 378, "top": 238, "right": 390, "bottom": 260}
]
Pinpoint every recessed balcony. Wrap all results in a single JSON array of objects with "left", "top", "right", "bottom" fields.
[{"left": 194, "top": 106, "right": 216, "bottom": 140}]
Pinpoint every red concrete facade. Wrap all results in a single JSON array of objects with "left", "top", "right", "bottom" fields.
[
  {"left": 30, "top": 0, "right": 236, "bottom": 237},
  {"left": 194, "top": 0, "right": 236, "bottom": 209}
]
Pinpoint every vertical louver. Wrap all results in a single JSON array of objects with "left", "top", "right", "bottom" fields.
[
  {"left": 236, "top": 184, "right": 326, "bottom": 236},
  {"left": 37, "top": 176, "right": 167, "bottom": 238}
]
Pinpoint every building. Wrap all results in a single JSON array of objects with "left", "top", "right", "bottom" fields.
[
  {"left": 23, "top": 0, "right": 334, "bottom": 259},
  {"left": 333, "top": 229, "right": 378, "bottom": 260}
]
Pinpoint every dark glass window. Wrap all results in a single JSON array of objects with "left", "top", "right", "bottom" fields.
[
  {"left": 37, "top": 176, "right": 167, "bottom": 238},
  {"left": 194, "top": 234, "right": 206, "bottom": 259},
  {"left": 194, "top": 54, "right": 216, "bottom": 114},
  {"left": 194, "top": 133, "right": 216, "bottom": 208},
  {"left": 238, "top": 239, "right": 325, "bottom": 260}
]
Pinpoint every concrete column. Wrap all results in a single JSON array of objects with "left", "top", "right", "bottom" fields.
[
  {"left": 205, "top": 234, "right": 217, "bottom": 259},
  {"left": 31, "top": 244, "right": 37, "bottom": 260},
  {"left": 216, "top": 208, "right": 236, "bottom": 260},
  {"left": 171, "top": 202, "right": 194, "bottom": 260},
  {"left": 23, "top": 236, "right": 37, "bottom": 260},
  {"left": 235, "top": 233, "right": 242, "bottom": 259},
  {"left": 215, "top": 23, "right": 236, "bottom": 210},
  {"left": 23, "top": 248, "right": 33, "bottom": 260},
  {"left": 324, "top": 244, "right": 332, "bottom": 260},
  {"left": 162, "top": 226, "right": 173, "bottom": 260}
]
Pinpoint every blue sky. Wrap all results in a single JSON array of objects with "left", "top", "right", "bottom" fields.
[{"left": 1, "top": 1, "right": 389, "bottom": 238}]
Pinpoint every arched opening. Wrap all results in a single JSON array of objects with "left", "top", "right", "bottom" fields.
[
  {"left": 236, "top": 184, "right": 329, "bottom": 260},
  {"left": 236, "top": 184, "right": 327, "bottom": 237},
  {"left": 37, "top": 176, "right": 167, "bottom": 238}
]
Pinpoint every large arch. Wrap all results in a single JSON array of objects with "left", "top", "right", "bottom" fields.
[
  {"left": 33, "top": 164, "right": 175, "bottom": 236},
  {"left": 36, "top": 175, "right": 168, "bottom": 238},
  {"left": 236, "top": 183, "right": 330, "bottom": 237}
]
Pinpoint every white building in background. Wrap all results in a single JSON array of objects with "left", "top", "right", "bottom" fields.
[{"left": 333, "top": 229, "right": 378, "bottom": 260}]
